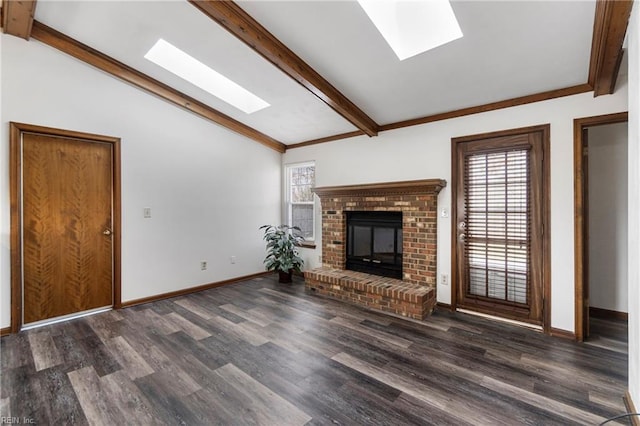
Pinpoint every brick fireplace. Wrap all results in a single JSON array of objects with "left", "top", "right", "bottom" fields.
[{"left": 304, "top": 179, "right": 446, "bottom": 320}]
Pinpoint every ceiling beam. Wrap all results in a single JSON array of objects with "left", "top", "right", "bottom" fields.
[
  {"left": 188, "top": 0, "right": 379, "bottom": 137},
  {"left": 2, "top": 0, "right": 37, "bottom": 40},
  {"left": 588, "top": 0, "right": 633, "bottom": 96},
  {"left": 29, "top": 21, "right": 286, "bottom": 153}
]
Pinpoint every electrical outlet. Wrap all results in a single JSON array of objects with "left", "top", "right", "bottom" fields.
[
  {"left": 441, "top": 274, "right": 449, "bottom": 286},
  {"left": 230, "top": 256, "right": 236, "bottom": 264},
  {"left": 200, "top": 261, "right": 207, "bottom": 271}
]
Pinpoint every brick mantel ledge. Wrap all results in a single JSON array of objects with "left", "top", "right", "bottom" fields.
[{"left": 312, "top": 179, "right": 446, "bottom": 197}]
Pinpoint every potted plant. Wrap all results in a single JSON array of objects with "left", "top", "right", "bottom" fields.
[{"left": 260, "top": 224, "right": 305, "bottom": 283}]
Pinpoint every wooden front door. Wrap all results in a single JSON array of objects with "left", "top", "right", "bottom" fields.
[
  {"left": 452, "top": 125, "right": 549, "bottom": 327},
  {"left": 11, "top": 123, "right": 121, "bottom": 328}
]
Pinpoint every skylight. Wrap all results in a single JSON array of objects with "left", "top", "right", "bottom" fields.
[
  {"left": 144, "top": 39, "right": 269, "bottom": 114},
  {"left": 357, "top": 0, "right": 463, "bottom": 61}
]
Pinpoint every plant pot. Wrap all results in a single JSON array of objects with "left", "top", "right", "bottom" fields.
[{"left": 278, "top": 270, "right": 293, "bottom": 283}]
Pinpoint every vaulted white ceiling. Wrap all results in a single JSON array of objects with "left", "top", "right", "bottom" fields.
[
  {"left": 33, "top": 0, "right": 598, "bottom": 146},
  {"left": 239, "top": 1, "right": 595, "bottom": 124}
]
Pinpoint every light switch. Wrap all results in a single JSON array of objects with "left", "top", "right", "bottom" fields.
[{"left": 143, "top": 207, "right": 151, "bottom": 218}]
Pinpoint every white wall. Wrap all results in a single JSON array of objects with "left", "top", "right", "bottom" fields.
[
  {"left": 0, "top": 35, "right": 282, "bottom": 329},
  {"left": 627, "top": 0, "right": 640, "bottom": 409},
  {"left": 588, "top": 123, "right": 628, "bottom": 313},
  {"left": 285, "top": 81, "right": 628, "bottom": 333}
]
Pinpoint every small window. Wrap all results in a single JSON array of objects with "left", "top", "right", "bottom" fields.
[{"left": 285, "top": 162, "right": 315, "bottom": 241}]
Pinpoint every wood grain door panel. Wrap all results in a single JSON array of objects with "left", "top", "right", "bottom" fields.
[{"left": 22, "top": 133, "right": 113, "bottom": 324}]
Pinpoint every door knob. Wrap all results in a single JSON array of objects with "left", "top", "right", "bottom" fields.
[{"left": 103, "top": 229, "right": 112, "bottom": 236}]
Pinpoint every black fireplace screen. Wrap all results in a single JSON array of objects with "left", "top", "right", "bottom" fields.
[{"left": 346, "top": 211, "right": 402, "bottom": 279}]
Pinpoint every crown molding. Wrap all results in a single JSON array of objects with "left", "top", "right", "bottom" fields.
[
  {"left": 380, "top": 84, "right": 593, "bottom": 132},
  {"left": 285, "top": 131, "right": 365, "bottom": 151},
  {"left": 287, "top": 84, "right": 592, "bottom": 150}
]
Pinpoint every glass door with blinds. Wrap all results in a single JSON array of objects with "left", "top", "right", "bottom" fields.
[{"left": 452, "top": 126, "right": 548, "bottom": 326}]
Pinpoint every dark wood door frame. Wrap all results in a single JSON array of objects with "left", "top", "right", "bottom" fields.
[
  {"left": 9, "top": 122, "right": 122, "bottom": 334},
  {"left": 573, "top": 112, "right": 628, "bottom": 342},
  {"left": 451, "top": 124, "right": 551, "bottom": 335}
]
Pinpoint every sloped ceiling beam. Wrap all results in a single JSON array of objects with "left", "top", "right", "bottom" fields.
[
  {"left": 588, "top": 0, "right": 633, "bottom": 96},
  {"left": 189, "top": 0, "right": 379, "bottom": 137},
  {"left": 29, "top": 21, "right": 286, "bottom": 153},
  {"left": 2, "top": 0, "right": 37, "bottom": 40}
]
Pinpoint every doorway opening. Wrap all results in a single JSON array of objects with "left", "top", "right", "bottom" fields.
[{"left": 574, "top": 112, "right": 628, "bottom": 345}]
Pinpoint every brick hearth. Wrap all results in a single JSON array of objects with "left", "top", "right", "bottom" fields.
[
  {"left": 305, "top": 179, "right": 445, "bottom": 320},
  {"left": 305, "top": 269, "right": 435, "bottom": 320}
]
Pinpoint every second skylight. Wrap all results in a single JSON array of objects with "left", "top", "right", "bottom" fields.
[
  {"left": 357, "top": 0, "right": 463, "bottom": 61},
  {"left": 145, "top": 39, "right": 270, "bottom": 114}
]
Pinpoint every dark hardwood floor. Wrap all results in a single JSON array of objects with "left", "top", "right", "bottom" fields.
[
  {"left": 1, "top": 275, "right": 629, "bottom": 425},
  {"left": 586, "top": 316, "right": 628, "bottom": 355}
]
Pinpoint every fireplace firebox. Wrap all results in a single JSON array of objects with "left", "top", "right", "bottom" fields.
[{"left": 346, "top": 211, "right": 402, "bottom": 279}]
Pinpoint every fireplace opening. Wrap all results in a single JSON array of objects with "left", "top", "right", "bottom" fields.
[{"left": 346, "top": 211, "right": 403, "bottom": 279}]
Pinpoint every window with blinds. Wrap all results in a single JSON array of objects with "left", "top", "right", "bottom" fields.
[
  {"left": 464, "top": 149, "right": 530, "bottom": 305},
  {"left": 286, "top": 162, "right": 315, "bottom": 240}
]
